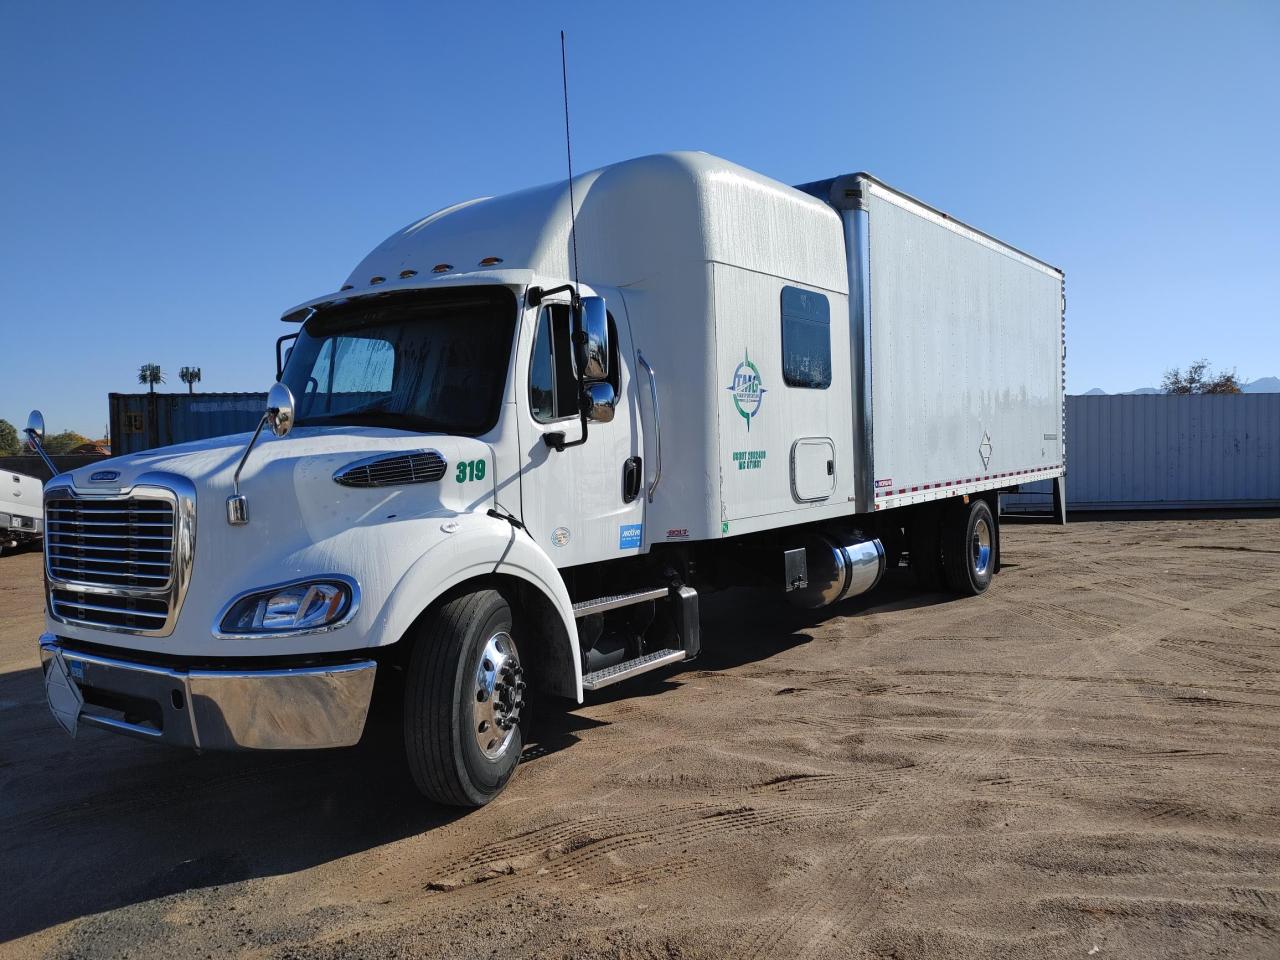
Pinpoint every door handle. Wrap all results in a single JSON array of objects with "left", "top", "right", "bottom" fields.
[{"left": 622, "top": 456, "right": 643, "bottom": 504}]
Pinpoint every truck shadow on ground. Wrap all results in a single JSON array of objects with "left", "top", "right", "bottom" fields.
[
  {"left": 0, "top": 583, "right": 950, "bottom": 943},
  {"left": 0, "top": 661, "right": 455, "bottom": 943}
]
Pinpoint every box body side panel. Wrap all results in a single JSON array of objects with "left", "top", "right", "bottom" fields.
[{"left": 866, "top": 188, "right": 1064, "bottom": 506}]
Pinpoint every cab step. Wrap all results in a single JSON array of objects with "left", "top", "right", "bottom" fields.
[
  {"left": 581, "top": 648, "right": 687, "bottom": 691},
  {"left": 574, "top": 584, "right": 702, "bottom": 692},
  {"left": 572, "top": 586, "right": 669, "bottom": 617}
]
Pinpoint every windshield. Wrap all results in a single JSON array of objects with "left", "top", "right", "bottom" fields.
[{"left": 283, "top": 287, "right": 517, "bottom": 435}]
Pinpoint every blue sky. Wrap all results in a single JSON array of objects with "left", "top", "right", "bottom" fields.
[{"left": 1, "top": 0, "right": 1276, "bottom": 437}]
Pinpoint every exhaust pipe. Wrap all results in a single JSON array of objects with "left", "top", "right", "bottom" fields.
[{"left": 786, "top": 531, "right": 885, "bottom": 609}]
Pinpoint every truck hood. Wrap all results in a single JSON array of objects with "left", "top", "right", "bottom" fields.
[
  {"left": 45, "top": 427, "right": 504, "bottom": 658},
  {"left": 59, "top": 426, "right": 496, "bottom": 549},
  {"left": 57, "top": 427, "right": 494, "bottom": 578}
]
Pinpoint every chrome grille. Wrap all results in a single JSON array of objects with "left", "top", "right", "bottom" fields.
[
  {"left": 44, "top": 475, "right": 195, "bottom": 637},
  {"left": 333, "top": 450, "right": 447, "bottom": 488},
  {"left": 46, "top": 499, "right": 175, "bottom": 589}
]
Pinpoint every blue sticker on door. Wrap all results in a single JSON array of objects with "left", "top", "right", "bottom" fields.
[{"left": 619, "top": 524, "right": 643, "bottom": 549}]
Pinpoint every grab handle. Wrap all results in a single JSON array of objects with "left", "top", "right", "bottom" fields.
[{"left": 636, "top": 351, "right": 661, "bottom": 503}]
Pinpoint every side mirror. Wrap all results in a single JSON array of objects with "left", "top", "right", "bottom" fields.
[
  {"left": 573, "top": 296, "right": 610, "bottom": 382},
  {"left": 266, "top": 382, "right": 296, "bottom": 438},
  {"left": 583, "top": 382, "right": 616, "bottom": 423},
  {"left": 25, "top": 410, "right": 45, "bottom": 444}
]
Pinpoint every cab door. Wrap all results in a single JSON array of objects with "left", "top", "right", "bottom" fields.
[{"left": 516, "top": 288, "right": 646, "bottom": 567}]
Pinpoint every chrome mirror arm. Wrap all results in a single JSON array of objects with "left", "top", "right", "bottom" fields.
[
  {"left": 226, "top": 414, "right": 268, "bottom": 526},
  {"left": 226, "top": 382, "right": 296, "bottom": 525},
  {"left": 23, "top": 428, "right": 59, "bottom": 479}
]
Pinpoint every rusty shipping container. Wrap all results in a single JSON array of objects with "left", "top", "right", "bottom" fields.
[{"left": 108, "top": 392, "right": 267, "bottom": 455}]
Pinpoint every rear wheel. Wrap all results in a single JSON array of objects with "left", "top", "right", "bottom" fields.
[
  {"left": 943, "top": 498, "right": 996, "bottom": 596},
  {"left": 403, "top": 589, "right": 528, "bottom": 807}
]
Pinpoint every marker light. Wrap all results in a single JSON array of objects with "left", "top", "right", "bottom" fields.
[
  {"left": 219, "top": 579, "right": 354, "bottom": 635},
  {"left": 478, "top": 256, "right": 504, "bottom": 266},
  {"left": 369, "top": 275, "right": 386, "bottom": 285},
  {"left": 432, "top": 263, "right": 453, "bottom": 273},
  {"left": 399, "top": 269, "right": 418, "bottom": 279}
]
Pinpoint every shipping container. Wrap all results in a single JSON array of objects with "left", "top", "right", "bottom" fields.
[
  {"left": 1002, "top": 393, "right": 1280, "bottom": 512},
  {"left": 108, "top": 392, "right": 267, "bottom": 455}
]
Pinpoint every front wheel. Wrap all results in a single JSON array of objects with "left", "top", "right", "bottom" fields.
[
  {"left": 943, "top": 498, "right": 996, "bottom": 596},
  {"left": 403, "top": 589, "right": 528, "bottom": 807}
]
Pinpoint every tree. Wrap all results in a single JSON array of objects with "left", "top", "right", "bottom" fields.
[
  {"left": 0, "top": 418, "right": 19, "bottom": 456},
  {"left": 1162, "top": 359, "right": 1242, "bottom": 395},
  {"left": 43, "top": 431, "right": 91, "bottom": 455},
  {"left": 138, "top": 363, "right": 165, "bottom": 393},
  {"left": 179, "top": 366, "right": 202, "bottom": 393}
]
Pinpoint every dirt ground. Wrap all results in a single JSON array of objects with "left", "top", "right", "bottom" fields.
[{"left": 1, "top": 518, "right": 1278, "bottom": 959}]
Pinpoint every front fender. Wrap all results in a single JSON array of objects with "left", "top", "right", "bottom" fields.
[{"left": 371, "top": 513, "right": 582, "bottom": 702}]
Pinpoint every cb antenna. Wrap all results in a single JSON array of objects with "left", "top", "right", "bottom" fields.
[{"left": 560, "top": 30, "right": 580, "bottom": 301}]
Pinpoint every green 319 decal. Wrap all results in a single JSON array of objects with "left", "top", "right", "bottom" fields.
[{"left": 455, "top": 459, "right": 487, "bottom": 483}]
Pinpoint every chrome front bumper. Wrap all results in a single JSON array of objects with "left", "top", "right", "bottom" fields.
[{"left": 38, "top": 634, "right": 377, "bottom": 750}]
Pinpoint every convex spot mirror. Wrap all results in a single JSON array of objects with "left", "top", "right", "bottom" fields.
[
  {"left": 583, "top": 382, "right": 616, "bottom": 424},
  {"left": 25, "top": 410, "right": 45, "bottom": 443},
  {"left": 572, "top": 296, "right": 610, "bottom": 382},
  {"left": 266, "top": 382, "right": 296, "bottom": 438}
]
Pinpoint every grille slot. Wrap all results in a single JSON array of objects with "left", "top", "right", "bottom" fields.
[
  {"left": 50, "top": 590, "right": 170, "bottom": 631},
  {"left": 334, "top": 450, "right": 447, "bottom": 488}
]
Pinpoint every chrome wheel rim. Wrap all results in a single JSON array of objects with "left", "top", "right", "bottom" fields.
[
  {"left": 971, "top": 516, "right": 992, "bottom": 576},
  {"left": 472, "top": 631, "right": 524, "bottom": 760}
]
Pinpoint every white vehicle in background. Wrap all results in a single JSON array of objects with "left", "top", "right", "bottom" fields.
[
  {"left": 31, "top": 152, "right": 1065, "bottom": 807},
  {"left": 2, "top": 469, "right": 43, "bottom": 554}
]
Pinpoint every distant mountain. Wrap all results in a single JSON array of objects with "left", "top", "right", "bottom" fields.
[
  {"left": 1076, "top": 376, "right": 1277, "bottom": 396},
  {"left": 1243, "top": 376, "right": 1280, "bottom": 393}
]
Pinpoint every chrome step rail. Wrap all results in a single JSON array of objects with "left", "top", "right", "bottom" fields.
[
  {"left": 572, "top": 586, "right": 669, "bottom": 618},
  {"left": 581, "top": 648, "right": 687, "bottom": 691}
]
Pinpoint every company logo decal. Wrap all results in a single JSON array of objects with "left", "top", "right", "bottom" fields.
[
  {"left": 874, "top": 478, "right": 893, "bottom": 490},
  {"left": 618, "top": 524, "right": 643, "bottom": 549},
  {"left": 726, "top": 350, "right": 766, "bottom": 430},
  {"left": 90, "top": 471, "right": 120, "bottom": 482},
  {"left": 551, "top": 526, "right": 571, "bottom": 547},
  {"left": 665, "top": 528, "right": 689, "bottom": 540}
]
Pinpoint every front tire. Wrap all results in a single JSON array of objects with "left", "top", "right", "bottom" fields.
[{"left": 404, "top": 589, "right": 528, "bottom": 807}]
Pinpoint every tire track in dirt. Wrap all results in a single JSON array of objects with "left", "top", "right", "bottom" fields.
[{"left": 732, "top": 571, "right": 1280, "bottom": 960}]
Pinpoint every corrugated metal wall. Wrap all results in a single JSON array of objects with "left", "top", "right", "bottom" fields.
[
  {"left": 1003, "top": 394, "right": 1280, "bottom": 511},
  {"left": 109, "top": 392, "right": 267, "bottom": 455}
]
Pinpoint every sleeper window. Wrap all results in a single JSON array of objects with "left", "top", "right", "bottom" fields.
[
  {"left": 529, "top": 304, "right": 620, "bottom": 422},
  {"left": 781, "top": 286, "right": 831, "bottom": 389}
]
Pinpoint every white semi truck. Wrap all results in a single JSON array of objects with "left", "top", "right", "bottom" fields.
[{"left": 33, "top": 153, "right": 1064, "bottom": 806}]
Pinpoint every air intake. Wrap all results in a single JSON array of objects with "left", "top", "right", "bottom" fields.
[{"left": 333, "top": 450, "right": 448, "bottom": 488}]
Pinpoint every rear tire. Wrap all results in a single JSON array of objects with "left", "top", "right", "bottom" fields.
[
  {"left": 942, "top": 498, "right": 996, "bottom": 596},
  {"left": 908, "top": 508, "right": 945, "bottom": 591},
  {"left": 403, "top": 589, "right": 528, "bottom": 807}
]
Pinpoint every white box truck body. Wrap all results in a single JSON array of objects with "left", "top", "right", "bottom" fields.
[{"left": 33, "top": 153, "right": 1063, "bottom": 806}]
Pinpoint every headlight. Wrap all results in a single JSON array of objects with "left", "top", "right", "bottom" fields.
[{"left": 218, "top": 578, "right": 356, "bottom": 635}]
